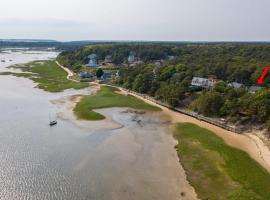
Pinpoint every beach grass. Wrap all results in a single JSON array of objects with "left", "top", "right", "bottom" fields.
[
  {"left": 174, "top": 123, "right": 270, "bottom": 200},
  {"left": 0, "top": 60, "right": 88, "bottom": 92},
  {"left": 74, "top": 86, "right": 161, "bottom": 120}
]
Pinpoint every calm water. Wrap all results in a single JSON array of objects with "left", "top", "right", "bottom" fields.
[{"left": 0, "top": 49, "right": 196, "bottom": 200}]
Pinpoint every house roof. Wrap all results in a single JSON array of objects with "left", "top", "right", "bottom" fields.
[
  {"left": 192, "top": 77, "right": 209, "bottom": 83},
  {"left": 228, "top": 82, "right": 244, "bottom": 89},
  {"left": 248, "top": 86, "right": 262, "bottom": 93}
]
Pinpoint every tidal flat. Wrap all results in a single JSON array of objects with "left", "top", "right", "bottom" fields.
[{"left": 0, "top": 49, "right": 197, "bottom": 200}]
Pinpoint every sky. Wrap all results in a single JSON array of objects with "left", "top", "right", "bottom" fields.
[{"left": 0, "top": 0, "right": 270, "bottom": 41}]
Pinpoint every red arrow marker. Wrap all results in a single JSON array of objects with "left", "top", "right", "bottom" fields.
[{"left": 257, "top": 66, "right": 269, "bottom": 85}]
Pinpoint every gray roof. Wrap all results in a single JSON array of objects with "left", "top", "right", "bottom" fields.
[
  {"left": 248, "top": 86, "right": 262, "bottom": 93},
  {"left": 191, "top": 77, "right": 209, "bottom": 87},
  {"left": 228, "top": 82, "right": 244, "bottom": 89}
]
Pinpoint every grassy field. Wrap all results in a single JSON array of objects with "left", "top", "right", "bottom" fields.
[
  {"left": 0, "top": 60, "right": 88, "bottom": 92},
  {"left": 74, "top": 86, "right": 161, "bottom": 120},
  {"left": 174, "top": 123, "right": 270, "bottom": 200}
]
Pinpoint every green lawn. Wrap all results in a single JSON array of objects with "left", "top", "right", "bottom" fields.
[
  {"left": 74, "top": 86, "right": 161, "bottom": 120},
  {"left": 0, "top": 60, "right": 88, "bottom": 92},
  {"left": 174, "top": 123, "right": 270, "bottom": 200}
]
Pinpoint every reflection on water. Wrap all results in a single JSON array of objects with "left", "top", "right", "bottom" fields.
[{"left": 0, "top": 50, "right": 196, "bottom": 200}]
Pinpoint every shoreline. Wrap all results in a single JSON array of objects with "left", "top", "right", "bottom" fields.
[
  {"left": 115, "top": 86, "right": 270, "bottom": 173},
  {"left": 55, "top": 63, "right": 270, "bottom": 172}
]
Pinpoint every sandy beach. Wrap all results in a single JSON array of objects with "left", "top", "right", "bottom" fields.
[{"left": 117, "top": 87, "right": 270, "bottom": 173}]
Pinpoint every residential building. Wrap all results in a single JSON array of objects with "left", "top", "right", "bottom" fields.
[
  {"left": 102, "top": 72, "right": 113, "bottom": 80},
  {"left": 79, "top": 71, "right": 93, "bottom": 79},
  {"left": 228, "top": 82, "right": 244, "bottom": 89},
  {"left": 128, "top": 51, "right": 136, "bottom": 63},
  {"left": 248, "top": 86, "right": 262, "bottom": 94},
  {"left": 86, "top": 54, "right": 98, "bottom": 67},
  {"left": 191, "top": 77, "right": 210, "bottom": 88}
]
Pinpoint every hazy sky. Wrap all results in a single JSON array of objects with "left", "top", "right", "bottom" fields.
[{"left": 1, "top": 0, "right": 270, "bottom": 41}]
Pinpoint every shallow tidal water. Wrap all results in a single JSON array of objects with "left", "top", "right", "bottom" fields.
[{"left": 0, "top": 49, "right": 196, "bottom": 200}]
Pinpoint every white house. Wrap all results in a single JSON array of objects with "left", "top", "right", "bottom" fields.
[
  {"left": 128, "top": 52, "right": 136, "bottom": 63},
  {"left": 86, "top": 54, "right": 98, "bottom": 67},
  {"left": 191, "top": 77, "right": 210, "bottom": 88}
]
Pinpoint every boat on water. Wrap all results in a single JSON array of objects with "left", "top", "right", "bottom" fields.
[
  {"left": 1, "top": 60, "right": 5, "bottom": 62},
  {"left": 49, "top": 120, "right": 57, "bottom": 126},
  {"left": 49, "top": 109, "right": 57, "bottom": 126}
]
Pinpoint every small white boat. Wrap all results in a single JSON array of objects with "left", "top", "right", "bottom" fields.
[{"left": 49, "top": 120, "right": 57, "bottom": 126}]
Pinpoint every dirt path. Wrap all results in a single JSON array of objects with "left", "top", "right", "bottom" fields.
[
  {"left": 55, "top": 61, "right": 80, "bottom": 82},
  {"left": 116, "top": 87, "right": 270, "bottom": 173}
]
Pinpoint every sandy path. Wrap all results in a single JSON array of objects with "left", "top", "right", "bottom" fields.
[
  {"left": 55, "top": 61, "right": 80, "bottom": 82},
  {"left": 116, "top": 87, "right": 270, "bottom": 173}
]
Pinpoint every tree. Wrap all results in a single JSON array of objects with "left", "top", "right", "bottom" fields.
[
  {"left": 96, "top": 68, "right": 104, "bottom": 78},
  {"left": 193, "top": 92, "right": 224, "bottom": 116},
  {"left": 214, "top": 81, "right": 227, "bottom": 93},
  {"left": 133, "top": 74, "right": 144, "bottom": 93}
]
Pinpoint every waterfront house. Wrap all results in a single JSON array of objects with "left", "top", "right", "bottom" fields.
[
  {"left": 191, "top": 77, "right": 210, "bottom": 88},
  {"left": 228, "top": 82, "right": 244, "bottom": 89},
  {"left": 248, "top": 86, "right": 262, "bottom": 94},
  {"left": 79, "top": 71, "right": 93, "bottom": 79},
  {"left": 86, "top": 54, "right": 98, "bottom": 67},
  {"left": 102, "top": 72, "right": 113, "bottom": 81},
  {"left": 128, "top": 52, "right": 136, "bottom": 63}
]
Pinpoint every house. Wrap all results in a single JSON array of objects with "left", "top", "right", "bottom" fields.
[
  {"left": 248, "top": 86, "right": 262, "bottom": 94},
  {"left": 105, "top": 55, "right": 112, "bottom": 63},
  {"left": 102, "top": 72, "right": 113, "bottom": 81},
  {"left": 79, "top": 71, "right": 93, "bottom": 79},
  {"left": 228, "top": 82, "right": 244, "bottom": 89},
  {"left": 86, "top": 54, "right": 98, "bottom": 67},
  {"left": 191, "top": 77, "right": 210, "bottom": 88},
  {"left": 128, "top": 51, "right": 136, "bottom": 63}
]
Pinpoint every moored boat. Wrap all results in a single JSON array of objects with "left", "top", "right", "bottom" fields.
[{"left": 49, "top": 120, "right": 57, "bottom": 126}]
